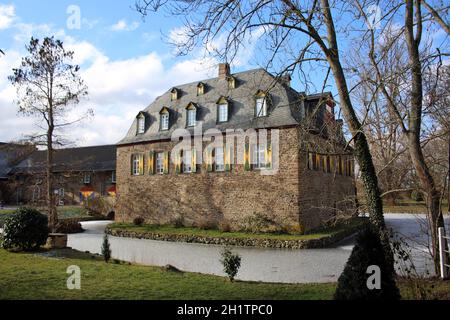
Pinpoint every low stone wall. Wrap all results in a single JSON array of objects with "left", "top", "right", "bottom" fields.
[{"left": 106, "top": 220, "right": 366, "bottom": 249}]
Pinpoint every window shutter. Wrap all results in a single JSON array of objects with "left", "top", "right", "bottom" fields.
[
  {"left": 224, "top": 145, "right": 231, "bottom": 172},
  {"left": 175, "top": 150, "right": 182, "bottom": 174},
  {"left": 163, "top": 151, "right": 170, "bottom": 174},
  {"left": 244, "top": 142, "right": 251, "bottom": 171},
  {"left": 265, "top": 142, "right": 272, "bottom": 169},
  {"left": 191, "top": 149, "right": 197, "bottom": 173},
  {"left": 149, "top": 151, "right": 155, "bottom": 175},
  {"left": 139, "top": 154, "right": 144, "bottom": 175},
  {"left": 207, "top": 147, "right": 213, "bottom": 172}
]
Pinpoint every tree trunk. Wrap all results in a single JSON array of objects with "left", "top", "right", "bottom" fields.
[
  {"left": 320, "top": 0, "right": 394, "bottom": 270},
  {"left": 47, "top": 104, "right": 57, "bottom": 233}
]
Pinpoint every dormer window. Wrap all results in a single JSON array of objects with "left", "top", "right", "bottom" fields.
[
  {"left": 160, "top": 107, "right": 170, "bottom": 131},
  {"left": 197, "top": 82, "right": 205, "bottom": 95},
  {"left": 216, "top": 96, "right": 229, "bottom": 123},
  {"left": 227, "top": 76, "right": 236, "bottom": 89},
  {"left": 137, "top": 113, "right": 146, "bottom": 134},
  {"left": 186, "top": 103, "right": 197, "bottom": 127},
  {"left": 255, "top": 91, "right": 268, "bottom": 117},
  {"left": 171, "top": 88, "right": 179, "bottom": 101}
]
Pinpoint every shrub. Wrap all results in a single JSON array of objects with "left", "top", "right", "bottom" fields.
[
  {"left": 56, "top": 219, "right": 84, "bottom": 234},
  {"left": 240, "top": 213, "right": 281, "bottom": 233},
  {"left": 334, "top": 226, "right": 400, "bottom": 300},
  {"left": 219, "top": 220, "right": 232, "bottom": 233},
  {"left": 101, "top": 234, "right": 111, "bottom": 263},
  {"left": 85, "top": 196, "right": 114, "bottom": 217},
  {"left": 170, "top": 215, "right": 185, "bottom": 228},
  {"left": 411, "top": 190, "right": 424, "bottom": 202},
  {"left": 133, "top": 216, "right": 145, "bottom": 226},
  {"left": 196, "top": 216, "right": 217, "bottom": 230},
  {"left": 220, "top": 248, "right": 241, "bottom": 282},
  {"left": 2, "top": 207, "right": 49, "bottom": 251}
]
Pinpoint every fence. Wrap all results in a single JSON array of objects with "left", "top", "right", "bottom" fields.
[{"left": 438, "top": 227, "right": 450, "bottom": 279}]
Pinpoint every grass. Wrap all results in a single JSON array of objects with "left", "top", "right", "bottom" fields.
[
  {"left": 108, "top": 218, "right": 367, "bottom": 242},
  {"left": 0, "top": 249, "right": 448, "bottom": 300},
  {"left": 0, "top": 249, "right": 336, "bottom": 300}
]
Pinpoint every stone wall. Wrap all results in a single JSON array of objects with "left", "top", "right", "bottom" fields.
[{"left": 116, "top": 126, "right": 356, "bottom": 233}]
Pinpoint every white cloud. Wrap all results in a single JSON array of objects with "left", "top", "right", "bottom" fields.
[
  {"left": 0, "top": 4, "right": 15, "bottom": 30},
  {"left": 110, "top": 20, "right": 139, "bottom": 32}
]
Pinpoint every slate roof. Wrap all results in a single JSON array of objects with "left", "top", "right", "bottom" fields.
[
  {"left": 11, "top": 145, "right": 117, "bottom": 174},
  {"left": 0, "top": 143, "right": 35, "bottom": 179},
  {"left": 117, "top": 68, "right": 308, "bottom": 146}
]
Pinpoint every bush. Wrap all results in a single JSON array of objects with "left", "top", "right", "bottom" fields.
[
  {"left": 171, "top": 215, "right": 185, "bottom": 228},
  {"left": 240, "top": 213, "right": 281, "bottom": 233},
  {"left": 85, "top": 196, "right": 114, "bottom": 217},
  {"left": 56, "top": 219, "right": 84, "bottom": 234},
  {"left": 411, "top": 190, "right": 424, "bottom": 202},
  {"left": 219, "top": 220, "right": 232, "bottom": 233},
  {"left": 101, "top": 233, "right": 111, "bottom": 263},
  {"left": 133, "top": 216, "right": 145, "bottom": 226},
  {"left": 196, "top": 216, "right": 217, "bottom": 230},
  {"left": 334, "top": 226, "right": 400, "bottom": 300},
  {"left": 2, "top": 207, "right": 49, "bottom": 251},
  {"left": 220, "top": 248, "right": 241, "bottom": 282}
]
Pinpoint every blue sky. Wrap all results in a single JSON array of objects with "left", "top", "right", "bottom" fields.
[{"left": 0, "top": 1, "right": 447, "bottom": 147}]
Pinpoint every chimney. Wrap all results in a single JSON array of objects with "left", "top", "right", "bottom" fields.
[
  {"left": 279, "top": 73, "right": 292, "bottom": 87},
  {"left": 218, "top": 63, "right": 230, "bottom": 79}
]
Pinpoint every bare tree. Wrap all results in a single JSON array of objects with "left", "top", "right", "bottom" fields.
[
  {"left": 351, "top": 0, "right": 449, "bottom": 273},
  {"left": 9, "top": 37, "right": 90, "bottom": 232},
  {"left": 135, "top": 0, "right": 394, "bottom": 267}
]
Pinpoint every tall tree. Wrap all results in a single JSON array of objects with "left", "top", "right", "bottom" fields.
[
  {"left": 136, "top": 0, "right": 394, "bottom": 267},
  {"left": 9, "top": 37, "right": 90, "bottom": 232},
  {"left": 352, "top": 0, "right": 449, "bottom": 272}
]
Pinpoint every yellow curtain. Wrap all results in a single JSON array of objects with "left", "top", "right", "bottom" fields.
[
  {"left": 191, "top": 149, "right": 197, "bottom": 173},
  {"left": 148, "top": 151, "right": 155, "bottom": 175},
  {"left": 163, "top": 151, "right": 170, "bottom": 174},
  {"left": 139, "top": 154, "right": 144, "bottom": 175}
]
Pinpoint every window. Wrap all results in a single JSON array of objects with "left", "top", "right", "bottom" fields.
[
  {"left": 183, "top": 150, "right": 192, "bottom": 173},
  {"left": 253, "top": 144, "right": 266, "bottom": 169},
  {"left": 256, "top": 98, "right": 267, "bottom": 117},
  {"left": 187, "top": 109, "right": 196, "bottom": 127},
  {"left": 111, "top": 171, "right": 116, "bottom": 183},
  {"left": 218, "top": 104, "right": 228, "bottom": 122},
  {"left": 132, "top": 155, "right": 142, "bottom": 176},
  {"left": 215, "top": 147, "right": 225, "bottom": 172},
  {"left": 197, "top": 83, "right": 205, "bottom": 95},
  {"left": 227, "top": 76, "right": 236, "bottom": 89},
  {"left": 156, "top": 152, "right": 164, "bottom": 174},
  {"left": 137, "top": 116, "right": 145, "bottom": 134},
  {"left": 84, "top": 173, "right": 91, "bottom": 184},
  {"left": 171, "top": 88, "right": 178, "bottom": 101},
  {"left": 161, "top": 113, "right": 169, "bottom": 131}
]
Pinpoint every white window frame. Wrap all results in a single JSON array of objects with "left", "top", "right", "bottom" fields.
[
  {"left": 111, "top": 171, "right": 116, "bottom": 183},
  {"left": 183, "top": 150, "right": 192, "bottom": 173},
  {"left": 161, "top": 113, "right": 169, "bottom": 131},
  {"left": 137, "top": 116, "right": 145, "bottom": 134},
  {"left": 218, "top": 104, "right": 228, "bottom": 122},
  {"left": 253, "top": 144, "right": 267, "bottom": 169},
  {"left": 215, "top": 147, "right": 225, "bottom": 172},
  {"left": 132, "top": 155, "right": 141, "bottom": 176},
  {"left": 84, "top": 173, "right": 91, "bottom": 184},
  {"left": 187, "top": 109, "right": 196, "bottom": 127},
  {"left": 156, "top": 152, "right": 164, "bottom": 174},
  {"left": 256, "top": 98, "right": 267, "bottom": 117}
]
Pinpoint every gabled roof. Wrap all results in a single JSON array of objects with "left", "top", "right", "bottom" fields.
[
  {"left": 117, "top": 68, "right": 305, "bottom": 146},
  {"left": 11, "top": 145, "right": 117, "bottom": 174},
  {"left": 0, "top": 143, "right": 36, "bottom": 179}
]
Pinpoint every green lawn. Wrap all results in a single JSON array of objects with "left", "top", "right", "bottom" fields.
[
  {"left": 108, "top": 218, "right": 367, "bottom": 242},
  {"left": 0, "top": 249, "right": 336, "bottom": 300},
  {"left": 0, "top": 249, "right": 447, "bottom": 300}
]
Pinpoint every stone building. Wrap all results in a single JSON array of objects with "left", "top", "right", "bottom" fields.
[
  {"left": 6, "top": 145, "right": 117, "bottom": 207},
  {"left": 116, "top": 64, "right": 356, "bottom": 233}
]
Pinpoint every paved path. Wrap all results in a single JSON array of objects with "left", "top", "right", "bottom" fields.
[{"left": 67, "top": 214, "right": 448, "bottom": 284}]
